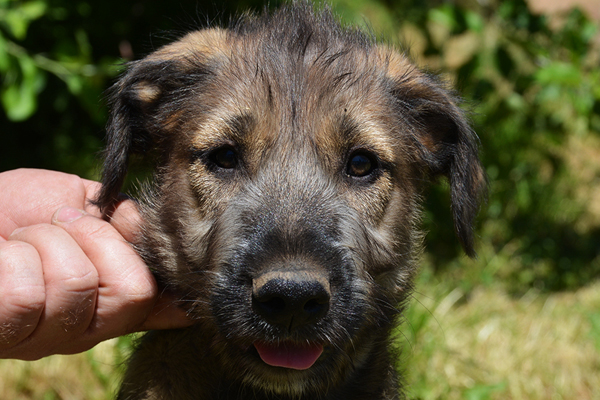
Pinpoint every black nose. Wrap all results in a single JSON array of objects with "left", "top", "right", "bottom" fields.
[{"left": 252, "top": 271, "right": 330, "bottom": 331}]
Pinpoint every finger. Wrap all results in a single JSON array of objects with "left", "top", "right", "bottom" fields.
[
  {"left": 0, "top": 240, "right": 45, "bottom": 353},
  {"left": 109, "top": 199, "right": 143, "bottom": 244},
  {"left": 0, "top": 169, "right": 97, "bottom": 238},
  {"left": 52, "top": 207, "right": 159, "bottom": 343},
  {"left": 6, "top": 224, "right": 99, "bottom": 359}
]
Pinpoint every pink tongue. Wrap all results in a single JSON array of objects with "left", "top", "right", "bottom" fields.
[{"left": 254, "top": 341, "right": 323, "bottom": 370}]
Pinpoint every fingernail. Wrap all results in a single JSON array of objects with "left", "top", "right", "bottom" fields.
[
  {"left": 10, "top": 226, "right": 26, "bottom": 236},
  {"left": 54, "top": 206, "right": 86, "bottom": 223}
]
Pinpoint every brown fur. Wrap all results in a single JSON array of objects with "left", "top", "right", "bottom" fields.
[{"left": 96, "top": 3, "right": 485, "bottom": 399}]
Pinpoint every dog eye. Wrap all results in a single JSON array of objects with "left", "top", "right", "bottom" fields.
[
  {"left": 209, "top": 146, "right": 238, "bottom": 169},
  {"left": 347, "top": 151, "right": 378, "bottom": 177}
]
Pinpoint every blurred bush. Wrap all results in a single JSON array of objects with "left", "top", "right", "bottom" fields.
[
  {"left": 2, "top": 0, "right": 599, "bottom": 291},
  {"left": 395, "top": 0, "right": 600, "bottom": 291},
  {"left": 0, "top": 0, "right": 270, "bottom": 175}
]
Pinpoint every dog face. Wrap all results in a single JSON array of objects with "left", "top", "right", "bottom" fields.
[{"left": 97, "top": 4, "right": 485, "bottom": 397}]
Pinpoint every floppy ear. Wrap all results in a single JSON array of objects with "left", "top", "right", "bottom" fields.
[
  {"left": 380, "top": 48, "right": 487, "bottom": 257},
  {"left": 95, "top": 29, "right": 227, "bottom": 216}
]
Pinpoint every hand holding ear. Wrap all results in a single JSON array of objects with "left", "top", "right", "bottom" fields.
[{"left": 0, "top": 169, "right": 192, "bottom": 360}]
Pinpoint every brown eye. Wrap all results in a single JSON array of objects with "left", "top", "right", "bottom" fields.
[
  {"left": 347, "top": 151, "right": 377, "bottom": 177},
  {"left": 210, "top": 146, "right": 238, "bottom": 169}
]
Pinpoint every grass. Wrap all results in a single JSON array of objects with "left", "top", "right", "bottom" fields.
[
  {"left": 0, "top": 336, "right": 130, "bottom": 400},
  {"left": 1, "top": 271, "right": 599, "bottom": 400},
  {"left": 399, "top": 265, "right": 600, "bottom": 400}
]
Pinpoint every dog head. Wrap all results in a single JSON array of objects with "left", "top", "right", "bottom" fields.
[{"left": 97, "top": 3, "right": 485, "bottom": 396}]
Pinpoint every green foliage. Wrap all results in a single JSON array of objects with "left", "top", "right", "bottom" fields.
[
  {"left": 386, "top": 0, "right": 600, "bottom": 291},
  {"left": 0, "top": 0, "right": 113, "bottom": 122},
  {"left": 0, "top": 0, "right": 46, "bottom": 40},
  {"left": 0, "top": 0, "right": 118, "bottom": 176},
  {"left": 0, "top": 0, "right": 47, "bottom": 121}
]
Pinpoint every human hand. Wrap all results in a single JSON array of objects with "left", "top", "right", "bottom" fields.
[{"left": 0, "top": 169, "right": 192, "bottom": 360}]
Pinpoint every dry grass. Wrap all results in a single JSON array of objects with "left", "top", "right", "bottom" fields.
[
  {"left": 1, "top": 280, "right": 599, "bottom": 399},
  {"left": 0, "top": 337, "right": 127, "bottom": 400},
  {"left": 401, "top": 274, "right": 600, "bottom": 400}
]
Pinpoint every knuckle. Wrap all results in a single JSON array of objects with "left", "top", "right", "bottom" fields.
[
  {"left": 0, "top": 283, "right": 45, "bottom": 349},
  {"left": 52, "top": 269, "right": 98, "bottom": 333},
  {"left": 1, "top": 286, "right": 46, "bottom": 316},
  {"left": 0, "top": 300, "right": 44, "bottom": 348},
  {"left": 0, "top": 241, "right": 46, "bottom": 312},
  {"left": 60, "top": 267, "right": 100, "bottom": 293}
]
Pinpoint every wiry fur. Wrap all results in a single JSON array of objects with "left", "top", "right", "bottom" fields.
[{"left": 96, "top": 3, "right": 485, "bottom": 400}]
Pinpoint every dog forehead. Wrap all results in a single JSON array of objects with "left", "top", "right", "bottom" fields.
[
  {"left": 183, "top": 46, "right": 401, "bottom": 164},
  {"left": 129, "top": 16, "right": 425, "bottom": 164}
]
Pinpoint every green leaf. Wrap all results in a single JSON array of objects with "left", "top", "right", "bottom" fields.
[
  {"left": 2, "top": 82, "right": 36, "bottom": 120},
  {"left": 465, "top": 10, "right": 484, "bottom": 33},
  {"left": 0, "top": 33, "right": 9, "bottom": 71},
  {"left": 429, "top": 6, "right": 457, "bottom": 31},
  {"left": 534, "top": 62, "right": 582, "bottom": 87},
  {"left": 1, "top": 56, "right": 45, "bottom": 121},
  {"left": 18, "top": 1, "right": 47, "bottom": 20},
  {"left": 2, "top": 0, "right": 47, "bottom": 40}
]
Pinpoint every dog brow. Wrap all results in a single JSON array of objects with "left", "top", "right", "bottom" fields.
[
  {"left": 191, "top": 113, "right": 254, "bottom": 149},
  {"left": 336, "top": 113, "right": 396, "bottom": 165}
]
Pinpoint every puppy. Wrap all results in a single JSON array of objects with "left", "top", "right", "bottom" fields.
[{"left": 96, "top": 3, "right": 485, "bottom": 399}]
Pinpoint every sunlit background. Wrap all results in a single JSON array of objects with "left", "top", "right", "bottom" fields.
[{"left": 1, "top": 0, "right": 599, "bottom": 398}]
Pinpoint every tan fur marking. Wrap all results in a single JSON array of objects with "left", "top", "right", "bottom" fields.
[
  {"left": 132, "top": 81, "right": 162, "bottom": 103},
  {"left": 375, "top": 46, "right": 418, "bottom": 82},
  {"left": 152, "top": 28, "right": 229, "bottom": 61}
]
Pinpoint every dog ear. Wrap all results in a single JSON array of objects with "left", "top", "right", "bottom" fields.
[
  {"left": 379, "top": 48, "right": 487, "bottom": 257},
  {"left": 95, "top": 29, "right": 227, "bottom": 216}
]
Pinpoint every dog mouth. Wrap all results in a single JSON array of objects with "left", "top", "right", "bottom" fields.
[{"left": 253, "top": 341, "right": 324, "bottom": 370}]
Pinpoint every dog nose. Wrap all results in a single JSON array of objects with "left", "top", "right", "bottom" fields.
[{"left": 252, "top": 271, "right": 330, "bottom": 331}]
